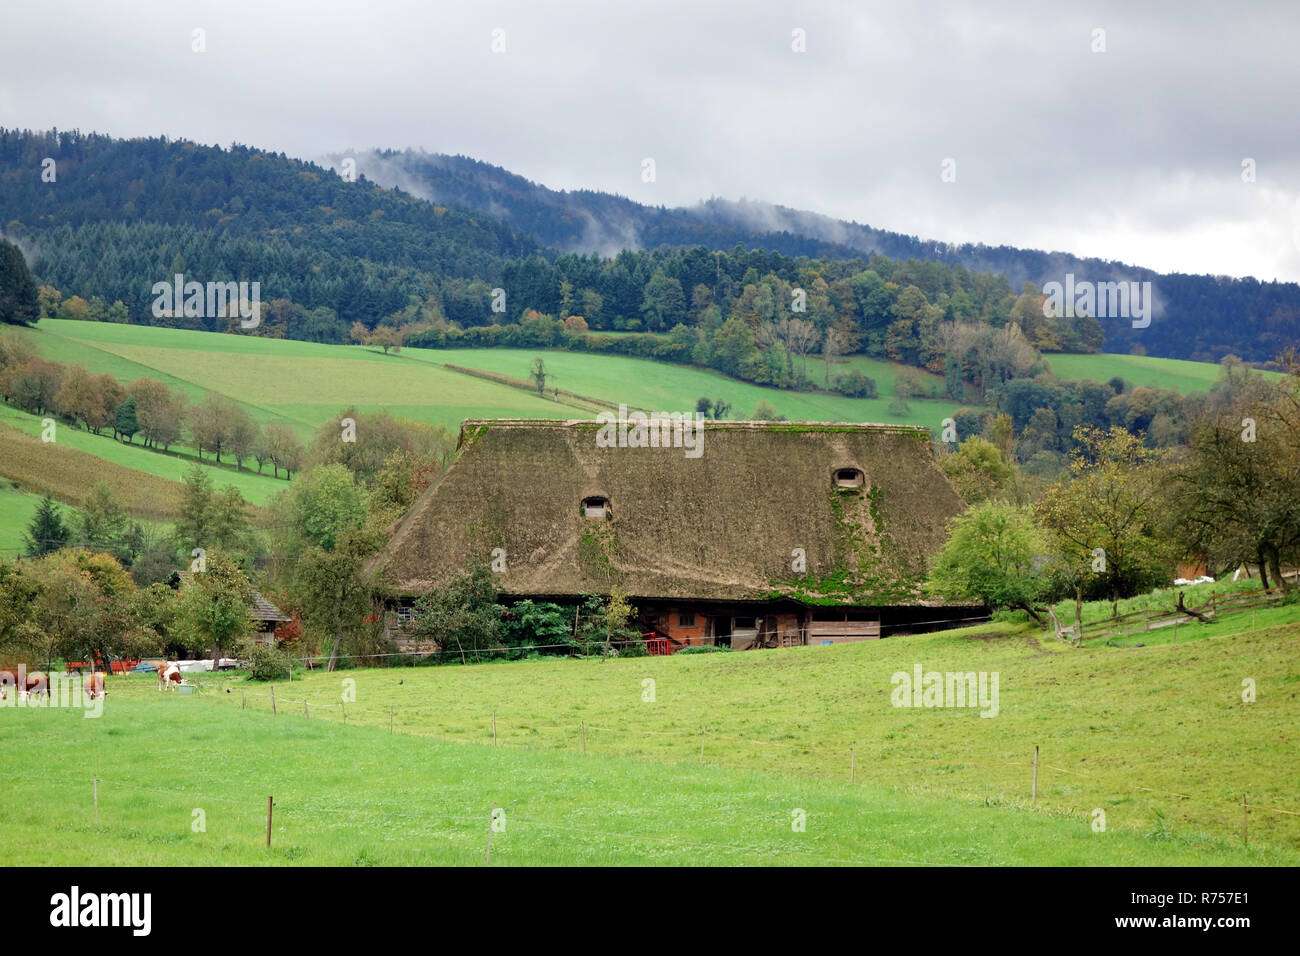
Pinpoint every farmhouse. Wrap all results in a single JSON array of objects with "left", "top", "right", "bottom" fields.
[
  {"left": 370, "top": 419, "right": 985, "bottom": 651},
  {"left": 170, "top": 571, "right": 291, "bottom": 645}
]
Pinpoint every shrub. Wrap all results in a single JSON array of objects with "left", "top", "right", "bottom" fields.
[
  {"left": 242, "top": 641, "right": 296, "bottom": 681},
  {"left": 833, "top": 369, "right": 878, "bottom": 398}
]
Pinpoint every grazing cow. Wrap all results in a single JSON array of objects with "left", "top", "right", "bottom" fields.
[
  {"left": 1, "top": 669, "right": 46, "bottom": 701},
  {"left": 84, "top": 671, "right": 106, "bottom": 701},
  {"left": 23, "top": 671, "right": 48, "bottom": 700},
  {"left": 157, "top": 662, "right": 183, "bottom": 692}
]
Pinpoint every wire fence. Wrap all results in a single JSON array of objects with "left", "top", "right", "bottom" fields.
[
  {"left": 182, "top": 680, "right": 1300, "bottom": 845},
  {"left": 0, "top": 766, "right": 955, "bottom": 867}
]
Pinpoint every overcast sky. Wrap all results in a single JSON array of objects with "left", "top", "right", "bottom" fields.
[{"left": 3, "top": 1, "right": 1298, "bottom": 281}]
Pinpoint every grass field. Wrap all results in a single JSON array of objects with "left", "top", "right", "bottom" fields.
[
  {"left": 0, "top": 406, "right": 284, "bottom": 505},
  {"left": 4, "top": 620, "right": 1295, "bottom": 865},
  {"left": 4, "top": 587, "right": 1285, "bottom": 867},
  {"left": 0, "top": 482, "right": 42, "bottom": 556},
  {"left": 1046, "top": 352, "right": 1281, "bottom": 393}
]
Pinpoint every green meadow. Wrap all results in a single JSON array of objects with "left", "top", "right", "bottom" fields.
[
  {"left": 3, "top": 611, "right": 1296, "bottom": 866},
  {"left": 0, "top": 404, "right": 284, "bottom": 507},
  {"left": 1046, "top": 352, "right": 1281, "bottom": 393},
  {"left": 0, "top": 482, "right": 41, "bottom": 557}
]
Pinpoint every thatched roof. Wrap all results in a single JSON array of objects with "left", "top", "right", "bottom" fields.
[
  {"left": 371, "top": 419, "right": 967, "bottom": 606},
  {"left": 174, "top": 572, "right": 290, "bottom": 623}
]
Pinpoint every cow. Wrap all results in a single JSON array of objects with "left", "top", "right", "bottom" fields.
[
  {"left": 0, "top": 668, "right": 52, "bottom": 701},
  {"left": 84, "top": 671, "right": 106, "bottom": 701},
  {"left": 157, "top": 662, "right": 183, "bottom": 692}
]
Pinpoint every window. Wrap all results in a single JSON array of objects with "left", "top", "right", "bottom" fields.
[
  {"left": 678, "top": 612, "right": 696, "bottom": 627},
  {"left": 582, "top": 496, "right": 610, "bottom": 518},
  {"left": 834, "top": 467, "right": 865, "bottom": 488},
  {"left": 395, "top": 605, "right": 416, "bottom": 627}
]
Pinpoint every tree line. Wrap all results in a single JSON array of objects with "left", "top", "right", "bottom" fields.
[
  {"left": 927, "top": 358, "right": 1300, "bottom": 624},
  {"left": 0, "top": 330, "right": 305, "bottom": 476}
]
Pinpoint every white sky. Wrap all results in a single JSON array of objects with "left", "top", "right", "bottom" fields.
[{"left": 2, "top": 0, "right": 1298, "bottom": 280}]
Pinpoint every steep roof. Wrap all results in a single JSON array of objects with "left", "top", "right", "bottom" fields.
[
  {"left": 174, "top": 572, "right": 291, "bottom": 623},
  {"left": 370, "top": 419, "right": 967, "bottom": 606}
]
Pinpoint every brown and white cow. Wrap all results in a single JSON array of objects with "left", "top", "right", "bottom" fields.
[
  {"left": 157, "top": 662, "right": 183, "bottom": 691},
  {"left": 1, "top": 669, "right": 48, "bottom": 701},
  {"left": 84, "top": 671, "right": 106, "bottom": 701}
]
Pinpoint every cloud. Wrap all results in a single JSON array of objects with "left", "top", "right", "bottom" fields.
[{"left": 1, "top": 0, "right": 1297, "bottom": 279}]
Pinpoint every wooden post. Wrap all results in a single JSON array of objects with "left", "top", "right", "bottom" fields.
[
  {"left": 485, "top": 803, "right": 495, "bottom": 865},
  {"left": 1031, "top": 745, "right": 1039, "bottom": 806},
  {"left": 1243, "top": 794, "right": 1248, "bottom": 847},
  {"left": 93, "top": 776, "right": 98, "bottom": 822},
  {"left": 699, "top": 729, "right": 706, "bottom": 764},
  {"left": 342, "top": 701, "right": 347, "bottom": 722},
  {"left": 241, "top": 690, "right": 245, "bottom": 710},
  {"left": 271, "top": 685, "right": 276, "bottom": 715},
  {"left": 1252, "top": 611, "right": 1256, "bottom": 631},
  {"left": 304, "top": 701, "right": 309, "bottom": 718},
  {"left": 389, "top": 709, "right": 393, "bottom": 733},
  {"left": 266, "top": 796, "right": 273, "bottom": 848},
  {"left": 1173, "top": 621, "right": 1178, "bottom": 643},
  {"left": 581, "top": 722, "right": 587, "bottom": 753},
  {"left": 850, "top": 743, "right": 855, "bottom": 783},
  {"left": 492, "top": 711, "right": 497, "bottom": 746}
]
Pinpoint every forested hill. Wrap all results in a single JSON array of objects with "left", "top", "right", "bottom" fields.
[
  {"left": 328, "top": 149, "right": 1300, "bottom": 364},
  {"left": 0, "top": 129, "right": 538, "bottom": 323},
  {"left": 1, "top": 129, "right": 1297, "bottom": 364}
]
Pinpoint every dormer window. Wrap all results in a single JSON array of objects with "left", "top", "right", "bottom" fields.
[
  {"left": 834, "top": 468, "right": 864, "bottom": 489},
  {"left": 582, "top": 496, "right": 610, "bottom": 518}
]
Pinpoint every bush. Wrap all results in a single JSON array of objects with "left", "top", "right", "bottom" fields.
[
  {"left": 674, "top": 644, "right": 732, "bottom": 655},
  {"left": 242, "top": 641, "right": 296, "bottom": 681},
  {"left": 833, "top": 369, "right": 878, "bottom": 399}
]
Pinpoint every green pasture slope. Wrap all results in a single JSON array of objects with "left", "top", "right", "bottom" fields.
[
  {"left": 15, "top": 321, "right": 585, "bottom": 436},
  {"left": 5, "top": 596, "right": 1295, "bottom": 866},
  {"left": 22, "top": 319, "right": 965, "bottom": 433},
  {"left": 0, "top": 405, "right": 285, "bottom": 507},
  {"left": 1046, "top": 352, "right": 1282, "bottom": 393},
  {"left": 0, "top": 482, "right": 41, "bottom": 556}
]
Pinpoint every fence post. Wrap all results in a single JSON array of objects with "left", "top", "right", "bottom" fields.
[
  {"left": 1031, "top": 745, "right": 1039, "bottom": 806},
  {"left": 304, "top": 701, "right": 309, "bottom": 718},
  {"left": 241, "top": 690, "right": 245, "bottom": 710},
  {"left": 485, "top": 803, "right": 495, "bottom": 865},
  {"left": 581, "top": 722, "right": 587, "bottom": 753},
  {"left": 389, "top": 709, "right": 393, "bottom": 734},
  {"left": 492, "top": 711, "right": 497, "bottom": 746},
  {"left": 1243, "top": 793, "right": 1248, "bottom": 847},
  {"left": 271, "top": 685, "right": 276, "bottom": 715},
  {"left": 850, "top": 743, "right": 855, "bottom": 783},
  {"left": 93, "top": 776, "right": 98, "bottom": 822},
  {"left": 266, "top": 796, "right": 273, "bottom": 848},
  {"left": 699, "top": 729, "right": 706, "bottom": 764}
]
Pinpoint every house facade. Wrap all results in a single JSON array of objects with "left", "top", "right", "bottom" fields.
[{"left": 370, "top": 419, "right": 986, "bottom": 651}]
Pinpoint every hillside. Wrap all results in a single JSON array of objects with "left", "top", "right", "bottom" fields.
[
  {"left": 0, "top": 318, "right": 971, "bottom": 548},
  {"left": 0, "top": 317, "right": 1254, "bottom": 554},
  {"left": 2, "top": 130, "right": 1297, "bottom": 365},
  {"left": 327, "top": 149, "right": 1300, "bottom": 363}
]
